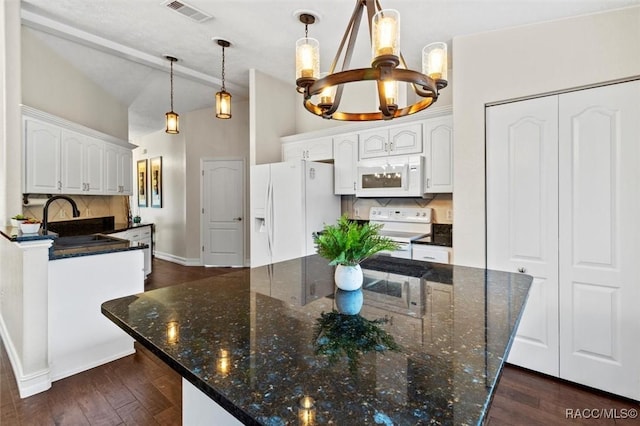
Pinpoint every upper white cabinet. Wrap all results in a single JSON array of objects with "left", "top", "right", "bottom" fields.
[
  {"left": 359, "top": 122, "right": 422, "bottom": 159},
  {"left": 487, "top": 81, "right": 640, "bottom": 400},
  {"left": 333, "top": 133, "right": 358, "bottom": 195},
  {"left": 104, "top": 143, "right": 133, "bottom": 195},
  {"left": 22, "top": 106, "right": 135, "bottom": 196},
  {"left": 24, "top": 118, "right": 62, "bottom": 194},
  {"left": 282, "top": 137, "right": 333, "bottom": 162},
  {"left": 423, "top": 115, "right": 453, "bottom": 193},
  {"left": 61, "top": 131, "right": 105, "bottom": 194}
]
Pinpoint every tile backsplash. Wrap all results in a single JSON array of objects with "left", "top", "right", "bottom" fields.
[
  {"left": 21, "top": 195, "right": 129, "bottom": 224},
  {"left": 341, "top": 194, "right": 453, "bottom": 224}
]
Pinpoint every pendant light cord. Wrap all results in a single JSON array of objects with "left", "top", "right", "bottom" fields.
[
  {"left": 221, "top": 45, "right": 226, "bottom": 92},
  {"left": 170, "top": 59, "right": 175, "bottom": 111}
]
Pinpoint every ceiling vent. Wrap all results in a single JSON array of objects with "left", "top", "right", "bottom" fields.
[{"left": 162, "top": 0, "right": 212, "bottom": 23}]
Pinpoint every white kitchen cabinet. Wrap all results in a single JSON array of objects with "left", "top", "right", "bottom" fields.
[
  {"left": 423, "top": 115, "right": 453, "bottom": 193},
  {"left": 104, "top": 142, "right": 133, "bottom": 195},
  {"left": 282, "top": 137, "right": 333, "bottom": 162},
  {"left": 109, "top": 225, "right": 153, "bottom": 277},
  {"left": 22, "top": 106, "right": 135, "bottom": 196},
  {"left": 486, "top": 81, "right": 640, "bottom": 400},
  {"left": 333, "top": 133, "right": 358, "bottom": 194},
  {"left": 61, "top": 131, "right": 104, "bottom": 194},
  {"left": 24, "top": 118, "right": 62, "bottom": 194},
  {"left": 359, "top": 122, "right": 422, "bottom": 159}
]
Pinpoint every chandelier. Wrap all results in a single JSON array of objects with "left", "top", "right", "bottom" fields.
[
  {"left": 215, "top": 39, "right": 232, "bottom": 119},
  {"left": 295, "top": 0, "right": 448, "bottom": 121},
  {"left": 164, "top": 55, "right": 179, "bottom": 134}
]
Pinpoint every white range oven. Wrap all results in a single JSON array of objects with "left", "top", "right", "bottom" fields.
[{"left": 368, "top": 207, "right": 432, "bottom": 259}]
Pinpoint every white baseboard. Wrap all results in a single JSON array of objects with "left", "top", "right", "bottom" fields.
[
  {"left": 0, "top": 315, "right": 51, "bottom": 398},
  {"left": 154, "top": 251, "right": 201, "bottom": 266}
]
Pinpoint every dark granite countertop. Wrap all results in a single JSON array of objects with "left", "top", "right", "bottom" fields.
[{"left": 102, "top": 255, "right": 531, "bottom": 425}]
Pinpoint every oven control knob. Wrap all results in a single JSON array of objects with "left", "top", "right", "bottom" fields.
[
  {"left": 422, "top": 212, "right": 426, "bottom": 217},
  {"left": 415, "top": 212, "right": 420, "bottom": 216}
]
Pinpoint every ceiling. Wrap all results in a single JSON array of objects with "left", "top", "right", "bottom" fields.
[{"left": 20, "top": 0, "right": 640, "bottom": 140}]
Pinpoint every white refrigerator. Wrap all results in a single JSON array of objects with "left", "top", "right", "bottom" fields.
[{"left": 250, "top": 160, "right": 340, "bottom": 267}]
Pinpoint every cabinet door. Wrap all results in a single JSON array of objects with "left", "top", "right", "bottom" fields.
[
  {"left": 333, "top": 133, "right": 358, "bottom": 194},
  {"left": 84, "top": 137, "right": 104, "bottom": 194},
  {"left": 389, "top": 123, "right": 422, "bottom": 155},
  {"left": 118, "top": 148, "right": 133, "bottom": 195},
  {"left": 424, "top": 116, "right": 453, "bottom": 193},
  {"left": 104, "top": 143, "right": 120, "bottom": 194},
  {"left": 61, "top": 130, "right": 85, "bottom": 194},
  {"left": 359, "top": 128, "right": 388, "bottom": 159},
  {"left": 305, "top": 138, "right": 333, "bottom": 161},
  {"left": 558, "top": 81, "right": 640, "bottom": 399},
  {"left": 282, "top": 141, "right": 305, "bottom": 162},
  {"left": 24, "top": 118, "right": 62, "bottom": 194},
  {"left": 486, "top": 96, "right": 560, "bottom": 377}
]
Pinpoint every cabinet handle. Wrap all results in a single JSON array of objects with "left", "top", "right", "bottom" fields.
[
  {"left": 518, "top": 267, "right": 527, "bottom": 273},
  {"left": 353, "top": 182, "right": 356, "bottom": 190},
  {"left": 384, "top": 143, "right": 389, "bottom": 152},
  {"left": 58, "top": 181, "right": 62, "bottom": 190},
  {"left": 389, "top": 141, "right": 394, "bottom": 151},
  {"left": 233, "top": 217, "right": 243, "bottom": 221},
  {"left": 422, "top": 256, "right": 436, "bottom": 260},
  {"left": 426, "top": 178, "right": 430, "bottom": 188},
  {"left": 86, "top": 183, "right": 90, "bottom": 191}
]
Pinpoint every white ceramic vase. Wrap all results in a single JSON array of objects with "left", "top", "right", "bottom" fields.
[{"left": 334, "top": 264, "right": 364, "bottom": 291}]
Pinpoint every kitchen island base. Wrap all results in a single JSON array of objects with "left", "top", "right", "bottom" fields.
[{"left": 183, "top": 378, "right": 242, "bottom": 426}]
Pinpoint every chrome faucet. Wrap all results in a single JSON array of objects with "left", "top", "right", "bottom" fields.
[{"left": 42, "top": 195, "right": 80, "bottom": 234}]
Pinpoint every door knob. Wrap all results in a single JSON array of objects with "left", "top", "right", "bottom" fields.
[
  {"left": 518, "top": 267, "right": 526, "bottom": 273},
  {"left": 233, "top": 217, "right": 242, "bottom": 221}
]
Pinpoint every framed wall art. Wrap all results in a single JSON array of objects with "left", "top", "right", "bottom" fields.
[
  {"left": 137, "top": 159, "right": 148, "bottom": 207},
  {"left": 150, "top": 156, "right": 163, "bottom": 208}
]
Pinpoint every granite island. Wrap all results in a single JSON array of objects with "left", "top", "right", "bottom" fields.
[{"left": 102, "top": 255, "right": 532, "bottom": 425}]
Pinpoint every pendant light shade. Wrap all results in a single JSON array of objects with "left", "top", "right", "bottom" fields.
[
  {"left": 164, "top": 55, "right": 179, "bottom": 134},
  {"left": 215, "top": 39, "right": 232, "bottom": 119}
]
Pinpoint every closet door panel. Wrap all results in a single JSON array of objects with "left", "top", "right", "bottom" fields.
[
  {"left": 559, "top": 81, "right": 640, "bottom": 400},
  {"left": 486, "top": 95, "right": 559, "bottom": 376}
]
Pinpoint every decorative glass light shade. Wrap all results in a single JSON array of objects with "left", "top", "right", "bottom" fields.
[
  {"left": 422, "top": 42, "right": 448, "bottom": 81},
  {"left": 372, "top": 9, "right": 399, "bottom": 61},
  {"left": 296, "top": 37, "right": 320, "bottom": 81},
  {"left": 165, "top": 111, "right": 179, "bottom": 134},
  {"left": 382, "top": 79, "right": 398, "bottom": 106},
  {"left": 317, "top": 72, "right": 336, "bottom": 110},
  {"left": 216, "top": 90, "right": 232, "bottom": 119}
]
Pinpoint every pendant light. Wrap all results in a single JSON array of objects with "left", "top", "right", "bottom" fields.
[
  {"left": 215, "top": 39, "right": 232, "bottom": 119},
  {"left": 164, "top": 55, "right": 179, "bottom": 134},
  {"left": 295, "top": 1, "right": 448, "bottom": 121}
]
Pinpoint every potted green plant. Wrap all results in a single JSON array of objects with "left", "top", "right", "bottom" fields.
[{"left": 313, "top": 215, "right": 398, "bottom": 290}]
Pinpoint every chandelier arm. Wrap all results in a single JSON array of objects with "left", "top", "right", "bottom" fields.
[
  {"left": 365, "top": 0, "right": 377, "bottom": 42},
  {"left": 308, "top": 68, "right": 438, "bottom": 96},
  {"left": 329, "top": 1, "right": 364, "bottom": 74}
]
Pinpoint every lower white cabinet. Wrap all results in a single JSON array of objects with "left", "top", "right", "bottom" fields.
[
  {"left": 411, "top": 244, "right": 451, "bottom": 264},
  {"left": 109, "top": 225, "right": 153, "bottom": 277},
  {"left": 486, "top": 80, "right": 640, "bottom": 400}
]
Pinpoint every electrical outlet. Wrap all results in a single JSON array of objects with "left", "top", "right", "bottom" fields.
[
  {"left": 446, "top": 209, "right": 453, "bottom": 221},
  {"left": 354, "top": 207, "right": 360, "bottom": 218}
]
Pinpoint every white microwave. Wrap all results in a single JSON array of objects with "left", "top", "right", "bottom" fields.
[{"left": 356, "top": 155, "right": 424, "bottom": 197}]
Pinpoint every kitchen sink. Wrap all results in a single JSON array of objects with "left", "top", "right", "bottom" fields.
[{"left": 52, "top": 234, "right": 130, "bottom": 255}]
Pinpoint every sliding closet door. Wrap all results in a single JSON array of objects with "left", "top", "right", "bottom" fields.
[
  {"left": 486, "top": 96, "right": 560, "bottom": 376},
  {"left": 558, "top": 81, "right": 640, "bottom": 399}
]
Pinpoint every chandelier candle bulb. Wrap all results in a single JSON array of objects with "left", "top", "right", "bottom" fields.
[
  {"left": 296, "top": 38, "right": 319, "bottom": 79},
  {"left": 372, "top": 9, "right": 399, "bottom": 59},
  {"left": 423, "top": 42, "right": 448, "bottom": 81}
]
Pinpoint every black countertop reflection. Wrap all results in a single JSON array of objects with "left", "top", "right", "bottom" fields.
[{"left": 102, "top": 255, "right": 531, "bottom": 425}]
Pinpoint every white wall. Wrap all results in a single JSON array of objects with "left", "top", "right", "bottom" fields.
[
  {"left": 132, "top": 129, "right": 187, "bottom": 262},
  {"left": 1, "top": 0, "right": 22, "bottom": 225},
  {"left": 249, "top": 69, "right": 296, "bottom": 165},
  {"left": 453, "top": 6, "right": 640, "bottom": 267},
  {"left": 20, "top": 27, "right": 128, "bottom": 140}
]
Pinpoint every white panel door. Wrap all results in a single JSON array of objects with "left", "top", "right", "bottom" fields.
[
  {"left": 486, "top": 96, "right": 560, "bottom": 376},
  {"left": 202, "top": 159, "right": 245, "bottom": 267},
  {"left": 84, "top": 137, "right": 104, "bottom": 194},
  {"left": 389, "top": 123, "right": 422, "bottom": 155},
  {"left": 424, "top": 115, "right": 454, "bottom": 193},
  {"left": 558, "top": 81, "right": 640, "bottom": 399}
]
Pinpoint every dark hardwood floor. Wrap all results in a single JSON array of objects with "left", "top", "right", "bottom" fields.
[{"left": 1, "top": 258, "right": 638, "bottom": 425}]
